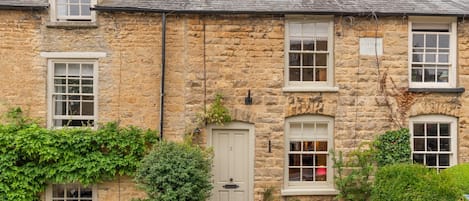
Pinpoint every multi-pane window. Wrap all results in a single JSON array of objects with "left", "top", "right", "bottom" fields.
[
  {"left": 48, "top": 183, "right": 96, "bottom": 201},
  {"left": 286, "top": 17, "right": 333, "bottom": 88},
  {"left": 410, "top": 115, "right": 457, "bottom": 171},
  {"left": 50, "top": 61, "right": 96, "bottom": 128},
  {"left": 409, "top": 18, "right": 457, "bottom": 88},
  {"left": 50, "top": 0, "right": 96, "bottom": 22},
  {"left": 285, "top": 116, "right": 333, "bottom": 189}
]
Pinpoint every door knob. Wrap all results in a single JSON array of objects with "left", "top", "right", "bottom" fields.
[{"left": 229, "top": 178, "right": 233, "bottom": 182}]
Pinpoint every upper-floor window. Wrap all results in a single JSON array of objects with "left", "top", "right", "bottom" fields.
[
  {"left": 284, "top": 16, "right": 335, "bottom": 91},
  {"left": 410, "top": 115, "right": 457, "bottom": 171},
  {"left": 48, "top": 60, "right": 97, "bottom": 128},
  {"left": 50, "top": 0, "right": 96, "bottom": 22},
  {"left": 409, "top": 17, "right": 457, "bottom": 88},
  {"left": 46, "top": 183, "right": 97, "bottom": 201},
  {"left": 284, "top": 115, "right": 334, "bottom": 192}
]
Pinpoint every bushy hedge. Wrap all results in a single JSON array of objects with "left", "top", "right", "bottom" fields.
[
  {"left": 134, "top": 141, "right": 213, "bottom": 201},
  {"left": 442, "top": 163, "right": 469, "bottom": 194},
  {"left": 0, "top": 108, "right": 158, "bottom": 201},
  {"left": 372, "top": 163, "right": 464, "bottom": 201},
  {"left": 373, "top": 128, "right": 411, "bottom": 167}
]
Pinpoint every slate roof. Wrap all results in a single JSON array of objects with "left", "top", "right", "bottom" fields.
[
  {"left": 95, "top": 0, "right": 469, "bottom": 16},
  {"left": 0, "top": 0, "right": 48, "bottom": 9}
]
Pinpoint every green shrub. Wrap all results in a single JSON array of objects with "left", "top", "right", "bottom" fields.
[
  {"left": 332, "top": 144, "right": 375, "bottom": 201},
  {"left": 0, "top": 108, "right": 158, "bottom": 201},
  {"left": 442, "top": 163, "right": 469, "bottom": 193},
  {"left": 372, "top": 163, "right": 463, "bottom": 201},
  {"left": 134, "top": 141, "right": 213, "bottom": 201},
  {"left": 373, "top": 128, "right": 411, "bottom": 167}
]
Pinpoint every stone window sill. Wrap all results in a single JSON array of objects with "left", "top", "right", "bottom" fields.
[
  {"left": 283, "top": 86, "right": 339, "bottom": 93},
  {"left": 281, "top": 188, "right": 339, "bottom": 196},
  {"left": 408, "top": 87, "right": 465, "bottom": 93},
  {"left": 46, "top": 21, "right": 98, "bottom": 29}
]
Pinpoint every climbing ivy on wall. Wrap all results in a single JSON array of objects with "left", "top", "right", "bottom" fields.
[{"left": 0, "top": 108, "right": 158, "bottom": 201}]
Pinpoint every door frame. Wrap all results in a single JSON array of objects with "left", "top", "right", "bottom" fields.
[{"left": 207, "top": 122, "right": 255, "bottom": 201}]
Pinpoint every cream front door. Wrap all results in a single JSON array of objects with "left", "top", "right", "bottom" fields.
[{"left": 211, "top": 129, "right": 250, "bottom": 201}]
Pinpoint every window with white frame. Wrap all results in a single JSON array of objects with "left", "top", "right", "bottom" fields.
[
  {"left": 48, "top": 60, "right": 97, "bottom": 128},
  {"left": 409, "top": 17, "right": 457, "bottom": 88},
  {"left": 46, "top": 183, "right": 97, "bottom": 201},
  {"left": 410, "top": 115, "right": 457, "bottom": 171},
  {"left": 285, "top": 16, "right": 334, "bottom": 89},
  {"left": 285, "top": 115, "right": 334, "bottom": 190},
  {"left": 50, "top": 0, "right": 96, "bottom": 22}
]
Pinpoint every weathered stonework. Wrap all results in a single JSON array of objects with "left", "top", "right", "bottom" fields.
[{"left": 2, "top": 7, "right": 469, "bottom": 201}]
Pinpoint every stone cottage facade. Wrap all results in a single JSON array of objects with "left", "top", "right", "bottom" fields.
[{"left": 1, "top": 0, "right": 469, "bottom": 200}]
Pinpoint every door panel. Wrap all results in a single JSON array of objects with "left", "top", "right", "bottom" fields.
[{"left": 211, "top": 129, "right": 250, "bottom": 201}]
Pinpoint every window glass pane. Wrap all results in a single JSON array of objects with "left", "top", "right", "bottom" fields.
[
  {"left": 425, "top": 54, "right": 436, "bottom": 62},
  {"left": 413, "top": 123, "right": 425, "bottom": 136},
  {"left": 424, "top": 69, "right": 435, "bottom": 82},
  {"left": 412, "top": 54, "right": 423, "bottom": 62},
  {"left": 82, "top": 86, "right": 93, "bottom": 94},
  {"left": 315, "top": 53, "right": 327, "bottom": 66},
  {"left": 315, "top": 154, "right": 327, "bottom": 166},
  {"left": 426, "top": 34, "right": 437, "bottom": 48},
  {"left": 69, "top": 95, "right": 80, "bottom": 100},
  {"left": 70, "top": 0, "right": 80, "bottom": 3},
  {"left": 55, "top": 64, "right": 67, "bottom": 76},
  {"left": 426, "top": 124, "right": 437, "bottom": 136},
  {"left": 289, "top": 53, "right": 300, "bottom": 66},
  {"left": 411, "top": 68, "right": 422, "bottom": 82},
  {"left": 315, "top": 168, "right": 327, "bottom": 181},
  {"left": 69, "top": 102, "right": 80, "bottom": 115},
  {"left": 437, "top": 69, "right": 449, "bottom": 82},
  {"left": 303, "top": 53, "right": 314, "bottom": 66},
  {"left": 413, "top": 138, "right": 425, "bottom": 151},
  {"left": 302, "top": 154, "right": 314, "bottom": 166},
  {"left": 413, "top": 154, "right": 424, "bottom": 164},
  {"left": 439, "top": 35, "right": 449, "bottom": 48},
  {"left": 303, "top": 23, "right": 314, "bottom": 36},
  {"left": 303, "top": 123, "right": 314, "bottom": 136},
  {"left": 289, "top": 154, "right": 301, "bottom": 166},
  {"left": 55, "top": 86, "right": 66, "bottom": 93},
  {"left": 315, "top": 68, "right": 327, "bottom": 81},
  {"left": 52, "top": 184, "right": 65, "bottom": 198},
  {"left": 82, "top": 64, "right": 93, "bottom": 76},
  {"left": 427, "top": 138, "right": 437, "bottom": 151},
  {"left": 440, "top": 124, "right": 450, "bottom": 136},
  {"left": 413, "top": 34, "right": 425, "bottom": 48},
  {"left": 289, "top": 23, "right": 301, "bottom": 36},
  {"left": 290, "top": 141, "right": 301, "bottom": 151},
  {"left": 57, "top": 5, "right": 67, "bottom": 16},
  {"left": 438, "top": 54, "right": 449, "bottom": 63},
  {"left": 439, "top": 154, "right": 450, "bottom": 166},
  {"left": 289, "top": 68, "right": 300, "bottom": 81},
  {"left": 316, "top": 123, "right": 327, "bottom": 136},
  {"left": 289, "top": 168, "right": 300, "bottom": 181},
  {"left": 82, "top": 0, "right": 91, "bottom": 3},
  {"left": 302, "top": 68, "right": 314, "bottom": 81},
  {"left": 303, "top": 40, "right": 314, "bottom": 51},
  {"left": 290, "top": 123, "right": 301, "bottom": 136},
  {"left": 316, "top": 40, "right": 328, "bottom": 51},
  {"left": 316, "top": 141, "right": 327, "bottom": 151},
  {"left": 66, "top": 183, "right": 80, "bottom": 197},
  {"left": 290, "top": 40, "right": 301, "bottom": 50},
  {"left": 440, "top": 138, "right": 450, "bottom": 151},
  {"left": 81, "top": 5, "right": 91, "bottom": 16},
  {"left": 302, "top": 168, "right": 314, "bottom": 181},
  {"left": 81, "top": 186, "right": 92, "bottom": 198},
  {"left": 315, "top": 23, "right": 328, "bottom": 37},
  {"left": 82, "top": 102, "right": 94, "bottom": 115},
  {"left": 55, "top": 101, "right": 67, "bottom": 115},
  {"left": 303, "top": 141, "right": 314, "bottom": 151},
  {"left": 69, "top": 64, "right": 80, "bottom": 76},
  {"left": 70, "top": 5, "right": 80, "bottom": 15},
  {"left": 426, "top": 154, "right": 437, "bottom": 166}
]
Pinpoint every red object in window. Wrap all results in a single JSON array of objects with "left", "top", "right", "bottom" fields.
[{"left": 316, "top": 167, "right": 327, "bottom": 176}]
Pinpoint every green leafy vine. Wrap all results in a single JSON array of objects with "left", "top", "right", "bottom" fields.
[{"left": 0, "top": 108, "right": 158, "bottom": 201}]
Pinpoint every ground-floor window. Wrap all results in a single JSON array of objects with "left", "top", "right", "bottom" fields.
[
  {"left": 410, "top": 115, "right": 457, "bottom": 171},
  {"left": 46, "top": 183, "right": 97, "bottom": 201}
]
